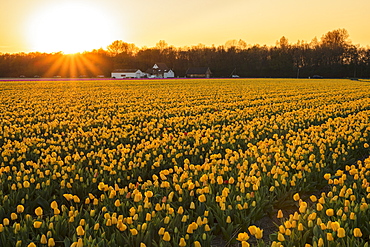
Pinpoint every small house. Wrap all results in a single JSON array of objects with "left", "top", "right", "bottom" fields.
[
  {"left": 186, "top": 67, "right": 212, "bottom": 78},
  {"left": 146, "top": 63, "right": 175, "bottom": 78},
  {"left": 111, "top": 69, "right": 146, "bottom": 79}
]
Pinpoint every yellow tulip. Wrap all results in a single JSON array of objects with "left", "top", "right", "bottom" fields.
[
  {"left": 164, "top": 216, "right": 170, "bottom": 224},
  {"left": 16, "top": 205, "right": 24, "bottom": 214},
  {"left": 50, "top": 201, "right": 58, "bottom": 210},
  {"left": 14, "top": 223, "right": 21, "bottom": 232},
  {"left": 158, "top": 227, "right": 165, "bottom": 235},
  {"left": 330, "top": 221, "right": 340, "bottom": 231},
  {"left": 76, "top": 225, "right": 85, "bottom": 236},
  {"left": 350, "top": 212, "right": 356, "bottom": 220},
  {"left": 163, "top": 232, "right": 171, "bottom": 242},
  {"left": 337, "top": 228, "right": 345, "bottom": 238},
  {"left": 76, "top": 238, "right": 83, "bottom": 247},
  {"left": 317, "top": 238, "right": 324, "bottom": 247},
  {"left": 177, "top": 206, "right": 184, "bottom": 215},
  {"left": 34, "top": 221, "right": 42, "bottom": 228},
  {"left": 35, "top": 207, "right": 43, "bottom": 217},
  {"left": 293, "top": 193, "right": 300, "bottom": 201},
  {"left": 255, "top": 228, "right": 263, "bottom": 239},
  {"left": 179, "top": 238, "right": 186, "bottom": 247},
  {"left": 134, "top": 193, "right": 142, "bottom": 202},
  {"left": 353, "top": 228, "right": 362, "bottom": 237},
  {"left": 236, "top": 232, "right": 249, "bottom": 241},
  {"left": 130, "top": 229, "right": 138, "bottom": 236},
  {"left": 309, "top": 195, "right": 317, "bottom": 202},
  {"left": 114, "top": 199, "right": 121, "bottom": 207},
  {"left": 248, "top": 225, "right": 257, "bottom": 235},
  {"left": 73, "top": 195, "right": 80, "bottom": 203},
  {"left": 325, "top": 209, "right": 334, "bottom": 216},
  {"left": 204, "top": 224, "right": 211, "bottom": 231},
  {"left": 198, "top": 194, "right": 206, "bottom": 202},
  {"left": 48, "top": 238, "right": 55, "bottom": 247},
  {"left": 298, "top": 223, "right": 304, "bottom": 231},
  {"left": 277, "top": 210, "right": 284, "bottom": 218},
  {"left": 94, "top": 223, "right": 100, "bottom": 230},
  {"left": 11, "top": 213, "right": 17, "bottom": 220},
  {"left": 277, "top": 232, "right": 285, "bottom": 242},
  {"left": 226, "top": 216, "right": 231, "bottom": 223},
  {"left": 194, "top": 241, "right": 201, "bottom": 247},
  {"left": 2, "top": 218, "right": 9, "bottom": 226},
  {"left": 241, "top": 241, "right": 250, "bottom": 247},
  {"left": 40, "top": 235, "right": 47, "bottom": 245},
  {"left": 326, "top": 233, "right": 333, "bottom": 241}
]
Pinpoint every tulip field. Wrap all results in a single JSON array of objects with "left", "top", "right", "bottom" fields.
[{"left": 1, "top": 78, "right": 370, "bottom": 247}]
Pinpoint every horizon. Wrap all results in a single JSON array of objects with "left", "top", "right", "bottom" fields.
[{"left": 1, "top": 0, "right": 370, "bottom": 54}]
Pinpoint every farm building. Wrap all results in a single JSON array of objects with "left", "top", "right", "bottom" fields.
[
  {"left": 186, "top": 67, "right": 212, "bottom": 78},
  {"left": 111, "top": 69, "right": 146, "bottom": 79},
  {"left": 146, "top": 63, "right": 175, "bottom": 78}
]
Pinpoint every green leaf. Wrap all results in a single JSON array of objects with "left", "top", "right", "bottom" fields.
[{"left": 64, "top": 237, "right": 71, "bottom": 247}]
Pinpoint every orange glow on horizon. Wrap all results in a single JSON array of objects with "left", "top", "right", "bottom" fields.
[{"left": 38, "top": 53, "right": 108, "bottom": 78}]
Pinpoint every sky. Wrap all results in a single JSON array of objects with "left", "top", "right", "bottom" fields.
[{"left": 1, "top": 0, "right": 370, "bottom": 53}]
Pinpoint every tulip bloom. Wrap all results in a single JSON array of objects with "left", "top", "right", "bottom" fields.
[
  {"left": 16, "top": 205, "right": 24, "bottom": 214},
  {"left": 40, "top": 235, "right": 47, "bottom": 244},
  {"left": 163, "top": 232, "right": 171, "bottom": 242},
  {"left": 11, "top": 213, "right": 18, "bottom": 220},
  {"left": 48, "top": 238, "right": 55, "bottom": 247},
  {"left": 293, "top": 193, "right": 300, "bottom": 201},
  {"left": 277, "top": 233, "right": 285, "bottom": 242},
  {"left": 326, "top": 233, "right": 334, "bottom": 241},
  {"left": 194, "top": 241, "right": 201, "bottom": 247},
  {"left": 198, "top": 194, "right": 206, "bottom": 203},
  {"left": 35, "top": 207, "right": 43, "bottom": 217},
  {"left": 158, "top": 227, "right": 165, "bottom": 235},
  {"left": 325, "top": 209, "right": 334, "bottom": 216},
  {"left": 76, "top": 225, "right": 85, "bottom": 236},
  {"left": 298, "top": 223, "right": 304, "bottom": 231},
  {"left": 50, "top": 201, "right": 58, "bottom": 210},
  {"left": 179, "top": 238, "right": 186, "bottom": 247},
  {"left": 236, "top": 232, "right": 249, "bottom": 241},
  {"left": 33, "top": 221, "right": 42, "bottom": 228},
  {"left": 353, "top": 228, "right": 362, "bottom": 237},
  {"left": 242, "top": 241, "right": 250, "bottom": 247},
  {"left": 277, "top": 210, "right": 284, "bottom": 218},
  {"left": 337, "top": 228, "right": 345, "bottom": 238},
  {"left": 130, "top": 229, "right": 138, "bottom": 236}
]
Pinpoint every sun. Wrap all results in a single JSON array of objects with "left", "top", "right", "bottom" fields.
[{"left": 26, "top": 2, "right": 117, "bottom": 54}]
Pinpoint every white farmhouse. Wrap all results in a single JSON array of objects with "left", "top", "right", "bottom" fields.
[
  {"left": 111, "top": 69, "right": 146, "bottom": 79},
  {"left": 146, "top": 63, "right": 175, "bottom": 78}
]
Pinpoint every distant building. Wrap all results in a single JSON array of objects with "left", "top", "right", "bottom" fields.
[
  {"left": 186, "top": 67, "right": 212, "bottom": 78},
  {"left": 146, "top": 63, "right": 175, "bottom": 78},
  {"left": 111, "top": 69, "right": 146, "bottom": 79}
]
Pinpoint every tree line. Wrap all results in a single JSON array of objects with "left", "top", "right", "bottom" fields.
[{"left": 1, "top": 28, "right": 369, "bottom": 78}]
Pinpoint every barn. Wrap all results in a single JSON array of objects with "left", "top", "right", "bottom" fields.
[
  {"left": 186, "top": 67, "right": 212, "bottom": 78},
  {"left": 111, "top": 69, "right": 146, "bottom": 79}
]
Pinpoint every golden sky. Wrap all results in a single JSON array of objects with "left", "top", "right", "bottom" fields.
[{"left": 1, "top": 0, "right": 370, "bottom": 53}]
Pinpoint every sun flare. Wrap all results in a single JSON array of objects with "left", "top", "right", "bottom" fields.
[{"left": 26, "top": 2, "right": 117, "bottom": 54}]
